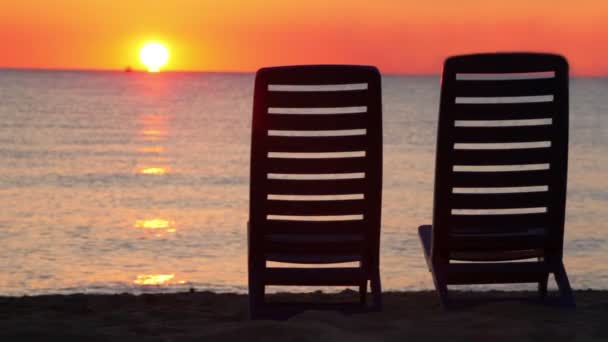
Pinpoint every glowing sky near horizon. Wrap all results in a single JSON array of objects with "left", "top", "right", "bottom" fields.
[{"left": 0, "top": 0, "right": 607, "bottom": 75}]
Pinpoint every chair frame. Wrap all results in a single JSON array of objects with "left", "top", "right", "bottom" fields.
[
  {"left": 249, "top": 65, "right": 383, "bottom": 318},
  {"left": 419, "top": 53, "right": 575, "bottom": 307}
]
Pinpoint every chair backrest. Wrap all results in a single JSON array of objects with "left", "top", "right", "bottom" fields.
[
  {"left": 250, "top": 65, "right": 382, "bottom": 263},
  {"left": 432, "top": 53, "right": 569, "bottom": 260}
]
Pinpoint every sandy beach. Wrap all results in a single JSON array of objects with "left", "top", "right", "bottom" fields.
[{"left": 1, "top": 290, "right": 606, "bottom": 341}]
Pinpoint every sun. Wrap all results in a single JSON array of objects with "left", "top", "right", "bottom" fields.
[{"left": 139, "top": 42, "right": 169, "bottom": 72}]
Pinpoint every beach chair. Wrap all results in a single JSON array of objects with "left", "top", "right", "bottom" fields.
[
  {"left": 418, "top": 53, "right": 575, "bottom": 307},
  {"left": 248, "top": 65, "right": 383, "bottom": 318}
]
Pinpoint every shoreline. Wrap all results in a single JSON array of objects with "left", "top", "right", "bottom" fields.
[{"left": 2, "top": 290, "right": 606, "bottom": 341}]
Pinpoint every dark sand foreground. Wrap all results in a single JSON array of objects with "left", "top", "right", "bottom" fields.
[{"left": 1, "top": 290, "right": 606, "bottom": 341}]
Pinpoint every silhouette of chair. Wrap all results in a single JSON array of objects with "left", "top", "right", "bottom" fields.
[
  {"left": 248, "top": 65, "right": 383, "bottom": 318},
  {"left": 419, "top": 53, "right": 575, "bottom": 307}
]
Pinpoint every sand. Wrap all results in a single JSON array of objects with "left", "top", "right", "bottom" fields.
[{"left": 1, "top": 290, "right": 606, "bottom": 341}]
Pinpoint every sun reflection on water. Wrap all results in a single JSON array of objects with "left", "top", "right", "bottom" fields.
[
  {"left": 138, "top": 166, "right": 169, "bottom": 175},
  {"left": 138, "top": 146, "right": 165, "bottom": 153},
  {"left": 138, "top": 129, "right": 167, "bottom": 141},
  {"left": 140, "top": 129, "right": 166, "bottom": 136},
  {"left": 134, "top": 274, "right": 178, "bottom": 285},
  {"left": 135, "top": 113, "right": 172, "bottom": 174},
  {"left": 135, "top": 218, "right": 170, "bottom": 229},
  {"left": 135, "top": 218, "right": 177, "bottom": 235}
]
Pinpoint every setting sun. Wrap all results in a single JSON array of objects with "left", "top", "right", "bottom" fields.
[{"left": 139, "top": 42, "right": 169, "bottom": 72}]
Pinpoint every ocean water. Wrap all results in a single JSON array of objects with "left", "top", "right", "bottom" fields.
[{"left": 0, "top": 70, "right": 606, "bottom": 295}]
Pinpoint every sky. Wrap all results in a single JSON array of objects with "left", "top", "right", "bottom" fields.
[{"left": 0, "top": 0, "right": 607, "bottom": 75}]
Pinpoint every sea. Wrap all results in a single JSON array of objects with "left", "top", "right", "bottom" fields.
[{"left": 0, "top": 70, "right": 606, "bottom": 295}]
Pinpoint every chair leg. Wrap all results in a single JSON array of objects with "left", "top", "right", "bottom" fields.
[
  {"left": 538, "top": 273, "right": 549, "bottom": 299},
  {"left": 431, "top": 262, "right": 450, "bottom": 308},
  {"left": 370, "top": 270, "right": 382, "bottom": 311},
  {"left": 359, "top": 280, "right": 368, "bottom": 306},
  {"left": 554, "top": 261, "right": 575, "bottom": 307},
  {"left": 248, "top": 265, "right": 265, "bottom": 319},
  {"left": 249, "top": 280, "right": 265, "bottom": 319},
  {"left": 537, "top": 257, "right": 549, "bottom": 299}
]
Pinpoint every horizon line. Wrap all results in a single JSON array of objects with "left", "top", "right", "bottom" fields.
[
  {"left": 0, "top": 66, "right": 606, "bottom": 78},
  {"left": 0, "top": 66, "right": 438, "bottom": 77}
]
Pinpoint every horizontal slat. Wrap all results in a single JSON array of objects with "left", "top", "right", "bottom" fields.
[
  {"left": 263, "top": 220, "right": 366, "bottom": 234},
  {"left": 450, "top": 192, "right": 549, "bottom": 209},
  {"left": 269, "top": 107, "right": 366, "bottom": 114},
  {"left": 259, "top": 65, "right": 379, "bottom": 85},
  {"left": 266, "top": 136, "right": 367, "bottom": 152},
  {"left": 449, "top": 225, "right": 547, "bottom": 252},
  {"left": 449, "top": 232, "right": 547, "bottom": 252},
  {"left": 264, "top": 233, "right": 364, "bottom": 254},
  {"left": 266, "top": 113, "right": 368, "bottom": 130},
  {"left": 454, "top": 119, "right": 552, "bottom": 127},
  {"left": 451, "top": 169, "right": 551, "bottom": 187},
  {"left": 453, "top": 78, "right": 557, "bottom": 97},
  {"left": 266, "top": 178, "right": 366, "bottom": 195},
  {"left": 445, "top": 261, "right": 550, "bottom": 284},
  {"left": 264, "top": 241, "right": 363, "bottom": 253},
  {"left": 449, "top": 249, "right": 544, "bottom": 262},
  {"left": 449, "top": 102, "right": 555, "bottom": 120},
  {"left": 268, "top": 83, "right": 368, "bottom": 91},
  {"left": 266, "top": 199, "right": 365, "bottom": 215},
  {"left": 449, "top": 213, "right": 549, "bottom": 229},
  {"left": 266, "top": 90, "right": 369, "bottom": 107},
  {"left": 455, "top": 95, "right": 553, "bottom": 104},
  {"left": 450, "top": 225, "right": 547, "bottom": 235},
  {"left": 266, "top": 157, "right": 367, "bottom": 173},
  {"left": 452, "top": 126, "right": 553, "bottom": 143},
  {"left": 266, "top": 254, "right": 361, "bottom": 264},
  {"left": 445, "top": 53, "right": 566, "bottom": 74},
  {"left": 456, "top": 72, "right": 555, "bottom": 80},
  {"left": 266, "top": 233, "right": 364, "bottom": 243},
  {"left": 451, "top": 148, "right": 551, "bottom": 165},
  {"left": 263, "top": 267, "right": 366, "bottom": 285}
]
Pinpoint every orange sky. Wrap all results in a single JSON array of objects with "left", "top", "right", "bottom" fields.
[{"left": 0, "top": 0, "right": 607, "bottom": 75}]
